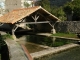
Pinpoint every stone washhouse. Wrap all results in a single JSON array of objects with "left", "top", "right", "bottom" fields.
[{"left": 0, "top": 6, "right": 60, "bottom": 39}]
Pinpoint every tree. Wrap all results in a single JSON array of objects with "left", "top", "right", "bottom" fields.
[
  {"left": 40, "top": 0, "right": 66, "bottom": 21},
  {"left": 63, "top": 2, "right": 73, "bottom": 14},
  {"left": 57, "top": 7, "right": 66, "bottom": 21},
  {"left": 40, "top": 0, "right": 51, "bottom": 12},
  {"left": 63, "top": 2, "right": 73, "bottom": 21},
  {"left": 72, "top": 0, "right": 80, "bottom": 21},
  {"left": 24, "top": 2, "right": 30, "bottom": 8},
  {"left": 51, "top": 6, "right": 66, "bottom": 21},
  {"left": 63, "top": 0, "right": 80, "bottom": 21}
]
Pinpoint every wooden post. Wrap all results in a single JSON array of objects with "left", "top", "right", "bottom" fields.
[
  {"left": 32, "top": 14, "right": 39, "bottom": 32},
  {"left": 32, "top": 14, "right": 39, "bottom": 22},
  {"left": 49, "top": 21, "right": 59, "bottom": 34},
  {"left": 0, "top": 23, "right": 4, "bottom": 26},
  {"left": 51, "top": 28, "right": 56, "bottom": 34},
  {"left": 12, "top": 25, "right": 18, "bottom": 40}
]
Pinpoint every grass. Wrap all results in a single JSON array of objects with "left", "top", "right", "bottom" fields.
[
  {"left": 52, "top": 33, "right": 78, "bottom": 38},
  {"left": 2, "top": 33, "right": 13, "bottom": 40}
]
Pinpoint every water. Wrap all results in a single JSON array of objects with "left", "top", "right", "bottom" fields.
[
  {"left": 18, "top": 35, "right": 78, "bottom": 53},
  {"left": 26, "top": 35, "right": 77, "bottom": 47},
  {"left": 48, "top": 46, "right": 80, "bottom": 60},
  {"left": 18, "top": 38, "right": 47, "bottom": 53},
  {"left": 21, "top": 42, "right": 47, "bottom": 53},
  {"left": 17, "top": 35, "right": 80, "bottom": 60}
]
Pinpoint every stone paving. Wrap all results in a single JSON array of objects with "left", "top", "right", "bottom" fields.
[{"left": 5, "top": 39, "right": 29, "bottom": 60}]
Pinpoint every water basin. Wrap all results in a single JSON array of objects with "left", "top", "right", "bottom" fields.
[
  {"left": 26, "top": 35, "right": 77, "bottom": 47},
  {"left": 17, "top": 35, "right": 79, "bottom": 60},
  {"left": 47, "top": 46, "right": 80, "bottom": 60}
]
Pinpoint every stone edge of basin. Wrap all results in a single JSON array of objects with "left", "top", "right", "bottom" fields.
[
  {"left": 5, "top": 39, "right": 33, "bottom": 60},
  {"left": 31, "top": 43, "right": 79, "bottom": 59}
]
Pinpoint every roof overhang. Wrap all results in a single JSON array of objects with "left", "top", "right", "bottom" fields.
[{"left": 0, "top": 6, "right": 60, "bottom": 24}]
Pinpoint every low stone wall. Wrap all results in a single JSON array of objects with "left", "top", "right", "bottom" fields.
[
  {"left": 31, "top": 43, "right": 79, "bottom": 60},
  {"left": 5, "top": 39, "right": 29, "bottom": 60},
  {"left": 55, "top": 21, "right": 80, "bottom": 33}
]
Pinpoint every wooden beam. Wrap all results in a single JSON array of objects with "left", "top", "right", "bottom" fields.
[
  {"left": 0, "top": 23, "right": 4, "bottom": 26},
  {"left": 15, "top": 21, "right": 49, "bottom": 24},
  {"left": 37, "top": 12, "right": 51, "bottom": 21},
  {"left": 32, "top": 15, "right": 39, "bottom": 22}
]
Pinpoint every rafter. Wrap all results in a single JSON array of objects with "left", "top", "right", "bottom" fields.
[
  {"left": 0, "top": 23, "right": 4, "bottom": 26},
  {"left": 32, "top": 14, "right": 39, "bottom": 22}
]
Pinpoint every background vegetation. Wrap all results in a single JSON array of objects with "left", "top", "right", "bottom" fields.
[{"left": 40, "top": 0, "right": 80, "bottom": 21}]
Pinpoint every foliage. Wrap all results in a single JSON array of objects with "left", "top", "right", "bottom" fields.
[
  {"left": 2, "top": 33, "right": 13, "bottom": 40},
  {"left": 24, "top": 2, "right": 30, "bottom": 8},
  {"left": 40, "top": 0, "right": 51, "bottom": 12},
  {"left": 72, "top": 0, "right": 80, "bottom": 6},
  {"left": 63, "top": 0, "right": 80, "bottom": 20},
  {"left": 0, "top": 33, "right": 13, "bottom": 50},
  {"left": 63, "top": 2, "right": 73, "bottom": 14},
  {"left": 72, "top": 0, "right": 80, "bottom": 20},
  {"left": 40, "top": 0, "right": 80, "bottom": 21},
  {"left": 51, "top": 6, "right": 66, "bottom": 21},
  {"left": 73, "top": 7, "right": 80, "bottom": 20},
  {"left": 40, "top": 0, "right": 66, "bottom": 21}
]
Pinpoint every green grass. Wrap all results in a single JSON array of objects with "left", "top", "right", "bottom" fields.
[
  {"left": 52, "top": 33, "right": 78, "bottom": 38},
  {"left": 2, "top": 33, "right": 13, "bottom": 40}
]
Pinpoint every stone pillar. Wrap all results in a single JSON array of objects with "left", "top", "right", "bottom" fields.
[
  {"left": 51, "top": 28, "right": 56, "bottom": 34},
  {"left": 12, "top": 26, "right": 17, "bottom": 40},
  {"left": 12, "top": 34, "right": 17, "bottom": 40}
]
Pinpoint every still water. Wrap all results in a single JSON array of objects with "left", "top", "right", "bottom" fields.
[
  {"left": 26, "top": 35, "right": 77, "bottom": 47},
  {"left": 48, "top": 46, "right": 80, "bottom": 60},
  {"left": 18, "top": 35, "right": 80, "bottom": 60}
]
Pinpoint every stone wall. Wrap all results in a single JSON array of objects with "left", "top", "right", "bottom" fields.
[
  {"left": 5, "top": 39, "right": 29, "bottom": 60},
  {"left": 55, "top": 21, "right": 80, "bottom": 33}
]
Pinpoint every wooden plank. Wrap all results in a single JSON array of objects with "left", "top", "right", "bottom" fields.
[{"left": 15, "top": 21, "right": 49, "bottom": 24}]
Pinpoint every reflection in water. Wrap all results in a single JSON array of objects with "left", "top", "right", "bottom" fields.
[
  {"left": 26, "top": 35, "right": 77, "bottom": 47},
  {"left": 18, "top": 40, "right": 47, "bottom": 53},
  {"left": 25, "top": 42, "right": 47, "bottom": 53},
  {"left": 17, "top": 35, "right": 79, "bottom": 60}
]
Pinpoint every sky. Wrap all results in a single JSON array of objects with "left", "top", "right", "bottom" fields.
[
  {"left": 0, "top": 0, "right": 5, "bottom": 8},
  {"left": 0, "top": 0, "right": 5, "bottom": 2},
  {"left": 0, "top": 0, "right": 40, "bottom": 8}
]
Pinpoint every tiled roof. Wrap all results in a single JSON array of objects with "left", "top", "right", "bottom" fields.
[{"left": 0, "top": 6, "right": 60, "bottom": 24}]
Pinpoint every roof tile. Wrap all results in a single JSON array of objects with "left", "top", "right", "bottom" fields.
[
  {"left": 0, "top": 6, "right": 41, "bottom": 24},
  {"left": 0, "top": 6, "right": 60, "bottom": 24}
]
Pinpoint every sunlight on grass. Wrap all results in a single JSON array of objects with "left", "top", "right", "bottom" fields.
[{"left": 52, "top": 33, "right": 77, "bottom": 38}]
